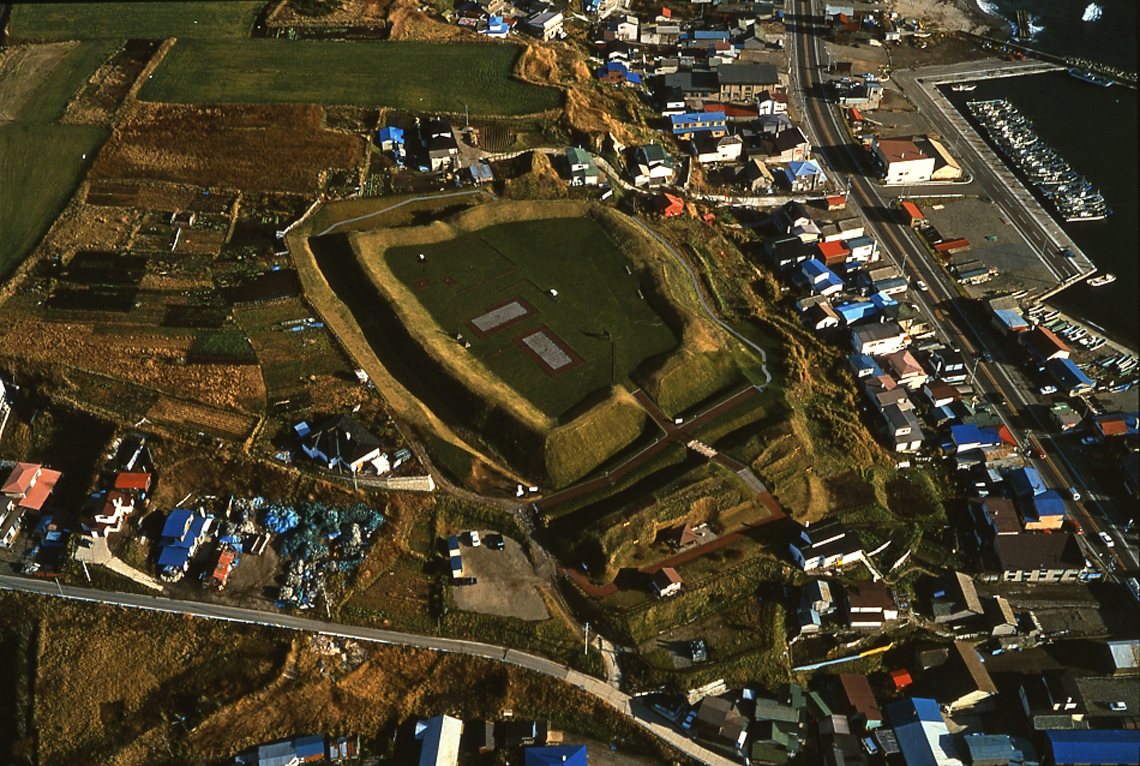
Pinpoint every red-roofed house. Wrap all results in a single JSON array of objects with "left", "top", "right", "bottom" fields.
[
  {"left": 114, "top": 472, "right": 152, "bottom": 493},
  {"left": 1020, "top": 326, "right": 1070, "bottom": 362},
  {"left": 826, "top": 195, "right": 847, "bottom": 210},
  {"left": 890, "top": 668, "right": 913, "bottom": 689},
  {"left": 657, "top": 193, "right": 685, "bottom": 218},
  {"left": 651, "top": 567, "right": 683, "bottom": 597},
  {"left": 83, "top": 491, "right": 135, "bottom": 538},
  {"left": 816, "top": 240, "right": 850, "bottom": 268},
  {"left": 1, "top": 463, "right": 62, "bottom": 548}
]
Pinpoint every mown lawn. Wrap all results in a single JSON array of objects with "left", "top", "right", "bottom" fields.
[
  {"left": 138, "top": 40, "right": 563, "bottom": 116},
  {"left": 7, "top": 2, "right": 263, "bottom": 40},
  {"left": 387, "top": 217, "right": 676, "bottom": 419},
  {"left": 0, "top": 126, "right": 108, "bottom": 279}
]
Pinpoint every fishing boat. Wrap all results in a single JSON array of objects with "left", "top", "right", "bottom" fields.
[
  {"left": 1088, "top": 273, "right": 1117, "bottom": 286},
  {"left": 951, "top": 83, "right": 977, "bottom": 92},
  {"left": 1068, "top": 68, "right": 1114, "bottom": 87}
]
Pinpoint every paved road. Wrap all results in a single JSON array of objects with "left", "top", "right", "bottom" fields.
[
  {"left": 786, "top": 0, "right": 1134, "bottom": 577},
  {"left": 0, "top": 575, "right": 739, "bottom": 766}
]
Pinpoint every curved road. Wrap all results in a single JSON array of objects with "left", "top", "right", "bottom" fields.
[{"left": 0, "top": 575, "right": 737, "bottom": 766}]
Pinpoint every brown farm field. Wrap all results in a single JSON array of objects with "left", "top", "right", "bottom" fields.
[{"left": 91, "top": 103, "right": 366, "bottom": 194}]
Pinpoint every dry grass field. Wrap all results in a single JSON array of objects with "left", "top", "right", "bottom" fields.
[{"left": 91, "top": 103, "right": 365, "bottom": 194}]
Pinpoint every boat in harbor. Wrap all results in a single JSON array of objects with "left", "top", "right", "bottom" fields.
[
  {"left": 1068, "top": 68, "right": 1114, "bottom": 87},
  {"left": 951, "top": 83, "right": 977, "bottom": 92},
  {"left": 967, "top": 99, "right": 1112, "bottom": 224},
  {"left": 1088, "top": 273, "right": 1117, "bottom": 286}
]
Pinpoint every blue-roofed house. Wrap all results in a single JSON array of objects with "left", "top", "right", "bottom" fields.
[
  {"left": 158, "top": 509, "right": 211, "bottom": 580},
  {"left": 596, "top": 61, "right": 641, "bottom": 86},
  {"left": 693, "top": 29, "right": 730, "bottom": 41},
  {"left": 871, "top": 291, "right": 897, "bottom": 310},
  {"left": 1046, "top": 729, "right": 1140, "bottom": 766},
  {"left": 785, "top": 159, "right": 823, "bottom": 191},
  {"left": 836, "top": 300, "right": 878, "bottom": 326},
  {"left": 481, "top": 15, "right": 510, "bottom": 37},
  {"left": 417, "top": 715, "right": 463, "bottom": 766},
  {"left": 294, "top": 736, "right": 326, "bottom": 761},
  {"left": 849, "top": 353, "right": 882, "bottom": 379},
  {"left": 948, "top": 424, "right": 1001, "bottom": 454},
  {"left": 525, "top": 746, "right": 588, "bottom": 766},
  {"left": 885, "top": 697, "right": 962, "bottom": 766},
  {"left": 1046, "top": 358, "right": 1096, "bottom": 396},
  {"left": 1021, "top": 489, "right": 1066, "bottom": 531},
  {"left": 795, "top": 259, "right": 844, "bottom": 296},
  {"left": 1007, "top": 466, "right": 1046, "bottom": 498},
  {"left": 235, "top": 735, "right": 327, "bottom": 765},
  {"left": 377, "top": 126, "right": 404, "bottom": 152},
  {"left": 671, "top": 111, "right": 727, "bottom": 139}
]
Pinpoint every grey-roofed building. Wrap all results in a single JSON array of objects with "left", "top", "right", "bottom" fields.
[
  {"left": 930, "top": 571, "right": 984, "bottom": 624},
  {"left": 961, "top": 734, "right": 1017, "bottom": 766},
  {"left": 717, "top": 62, "right": 780, "bottom": 100},
  {"left": 994, "top": 532, "right": 1088, "bottom": 583},
  {"left": 1106, "top": 640, "right": 1140, "bottom": 676}
]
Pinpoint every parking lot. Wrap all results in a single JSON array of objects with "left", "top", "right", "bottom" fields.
[{"left": 450, "top": 531, "right": 549, "bottom": 621}]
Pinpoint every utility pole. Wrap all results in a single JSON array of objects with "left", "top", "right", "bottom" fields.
[{"left": 584, "top": 622, "right": 590, "bottom": 656}]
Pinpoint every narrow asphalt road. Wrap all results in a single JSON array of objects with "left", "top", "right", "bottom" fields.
[{"left": 0, "top": 575, "right": 739, "bottom": 766}]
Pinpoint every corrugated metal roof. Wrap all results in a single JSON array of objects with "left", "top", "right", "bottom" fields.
[{"left": 1047, "top": 729, "right": 1140, "bottom": 765}]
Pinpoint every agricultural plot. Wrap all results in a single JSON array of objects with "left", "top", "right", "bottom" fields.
[
  {"left": 91, "top": 103, "right": 364, "bottom": 194},
  {"left": 0, "top": 41, "right": 116, "bottom": 124},
  {"left": 137, "top": 40, "right": 562, "bottom": 116},
  {"left": 7, "top": 1, "right": 263, "bottom": 40},
  {"left": 0, "top": 126, "right": 108, "bottom": 278},
  {"left": 147, "top": 394, "right": 258, "bottom": 441},
  {"left": 385, "top": 217, "right": 676, "bottom": 419}
]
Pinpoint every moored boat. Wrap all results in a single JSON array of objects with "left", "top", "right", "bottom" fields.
[{"left": 1088, "top": 273, "right": 1116, "bottom": 286}]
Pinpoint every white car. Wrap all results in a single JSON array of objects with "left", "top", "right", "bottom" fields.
[
  {"left": 469, "top": 530, "right": 481, "bottom": 547},
  {"left": 1039, "top": 385, "right": 1058, "bottom": 395},
  {"left": 1098, "top": 531, "right": 1115, "bottom": 548},
  {"left": 916, "top": 280, "right": 928, "bottom": 292},
  {"left": 1068, "top": 487, "right": 1081, "bottom": 502},
  {"left": 1110, "top": 701, "right": 1128, "bottom": 712}
]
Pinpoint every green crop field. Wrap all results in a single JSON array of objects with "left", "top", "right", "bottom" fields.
[
  {"left": 137, "top": 40, "right": 562, "bottom": 116},
  {"left": 0, "top": 41, "right": 117, "bottom": 124},
  {"left": 7, "top": 2, "right": 263, "bottom": 40},
  {"left": 386, "top": 217, "right": 676, "bottom": 419},
  {"left": 0, "top": 126, "right": 108, "bottom": 279}
]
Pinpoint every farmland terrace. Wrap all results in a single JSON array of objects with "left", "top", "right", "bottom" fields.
[
  {"left": 136, "top": 40, "right": 562, "bottom": 116},
  {"left": 297, "top": 200, "right": 768, "bottom": 489}
]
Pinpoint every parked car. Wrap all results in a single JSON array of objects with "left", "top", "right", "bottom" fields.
[
  {"left": 1110, "top": 701, "right": 1128, "bottom": 712},
  {"left": 1081, "top": 436, "right": 1101, "bottom": 446},
  {"left": 1039, "top": 385, "right": 1058, "bottom": 395},
  {"left": 453, "top": 576, "right": 478, "bottom": 586},
  {"left": 468, "top": 530, "right": 481, "bottom": 547},
  {"left": 1067, "top": 518, "right": 1083, "bottom": 534},
  {"left": 1027, "top": 448, "right": 1046, "bottom": 460},
  {"left": 915, "top": 280, "right": 928, "bottom": 292},
  {"left": 1098, "top": 531, "right": 1115, "bottom": 548},
  {"left": 1068, "top": 487, "right": 1081, "bottom": 502},
  {"left": 680, "top": 708, "right": 698, "bottom": 738}
]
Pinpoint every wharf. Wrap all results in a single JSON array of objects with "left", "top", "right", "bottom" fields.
[{"left": 895, "top": 61, "right": 1095, "bottom": 299}]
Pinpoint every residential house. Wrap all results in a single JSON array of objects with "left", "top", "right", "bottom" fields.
[
  {"left": 695, "top": 696, "right": 749, "bottom": 749},
  {"left": 844, "top": 581, "right": 898, "bottom": 630},
  {"left": 864, "top": 374, "right": 914, "bottom": 413},
  {"left": 845, "top": 235, "right": 879, "bottom": 264},
  {"left": 651, "top": 566, "right": 683, "bottom": 597},
  {"left": 752, "top": 112, "right": 792, "bottom": 136},
  {"left": 234, "top": 735, "right": 327, "bottom": 765},
  {"left": 527, "top": 9, "right": 563, "bottom": 39},
  {"left": 917, "top": 135, "right": 963, "bottom": 181},
  {"left": 872, "top": 138, "right": 935, "bottom": 185},
  {"left": 640, "top": 22, "right": 681, "bottom": 46},
  {"left": 417, "top": 715, "right": 463, "bottom": 766},
  {"left": 778, "top": 159, "right": 823, "bottom": 192},
  {"left": 758, "top": 127, "right": 811, "bottom": 164},
  {"left": 969, "top": 496, "right": 1022, "bottom": 551},
  {"left": 764, "top": 236, "right": 813, "bottom": 271},
  {"left": 114, "top": 471, "right": 152, "bottom": 496},
  {"left": 0, "top": 462, "right": 62, "bottom": 548},
  {"left": 994, "top": 532, "right": 1088, "bottom": 583},
  {"left": 654, "top": 85, "right": 686, "bottom": 115},
  {"left": 739, "top": 156, "right": 774, "bottom": 193},
  {"left": 993, "top": 308, "right": 1030, "bottom": 336},
  {"left": 596, "top": 60, "right": 640, "bottom": 87},
  {"left": 1046, "top": 358, "right": 1096, "bottom": 397},
  {"left": 377, "top": 126, "right": 405, "bottom": 162},
  {"left": 881, "top": 402, "right": 925, "bottom": 452},
  {"left": 772, "top": 200, "right": 819, "bottom": 241},
  {"left": 630, "top": 143, "right": 675, "bottom": 186},
  {"left": 1093, "top": 412, "right": 1138, "bottom": 439},
  {"left": 923, "top": 380, "right": 961, "bottom": 409},
  {"left": 804, "top": 301, "right": 840, "bottom": 331},
  {"left": 157, "top": 509, "right": 212, "bottom": 580},
  {"left": 299, "top": 414, "right": 387, "bottom": 475},
  {"left": 610, "top": 14, "right": 638, "bottom": 40},
  {"left": 583, "top": 0, "right": 623, "bottom": 17},
  {"left": 655, "top": 192, "right": 685, "bottom": 217},
  {"left": 469, "top": 160, "right": 494, "bottom": 185},
  {"left": 838, "top": 674, "right": 883, "bottom": 729},
  {"left": 525, "top": 746, "right": 588, "bottom": 766},
  {"left": 832, "top": 77, "right": 884, "bottom": 109},
  {"left": 929, "top": 571, "right": 984, "bottom": 625},
  {"left": 849, "top": 353, "right": 882, "bottom": 379},
  {"left": 756, "top": 89, "right": 788, "bottom": 114},
  {"left": 1007, "top": 466, "right": 1046, "bottom": 498},
  {"left": 690, "top": 133, "right": 744, "bottom": 164},
  {"left": 1020, "top": 489, "right": 1066, "bottom": 531},
  {"left": 717, "top": 62, "right": 780, "bottom": 101},
  {"left": 984, "top": 595, "right": 1018, "bottom": 637},
  {"left": 565, "top": 147, "right": 600, "bottom": 186},
  {"left": 851, "top": 321, "right": 909, "bottom": 356},
  {"left": 794, "top": 259, "right": 844, "bottom": 297},
  {"left": 422, "top": 118, "right": 459, "bottom": 172},
  {"left": 885, "top": 698, "right": 963, "bottom": 766},
  {"left": 0, "top": 379, "right": 13, "bottom": 443},
  {"left": 703, "top": 102, "right": 758, "bottom": 123},
  {"left": 931, "top": 640, "right": 998, "bottom": 711},
  {"left": 835, "top": 300, "right": 878, "bottom": 326},
  {"left": 670, "top": 111, "right": 727, "bottom": 140},
  {"left": 879, "top": 349, "right": 928, "bottom": 391},
  {"left": 82, "top": 491, "right": 135, "bottom": 538},
  {"left": 790, "top": 519, "right": 863, "bottom": 572}
]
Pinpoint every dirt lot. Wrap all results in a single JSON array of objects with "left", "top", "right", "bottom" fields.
[
  {"left": 91, "top": 102, "right": 365, "bottom": 194},
  {"left": 450, "top": 532, "right": 549, "bottom": 621}
]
